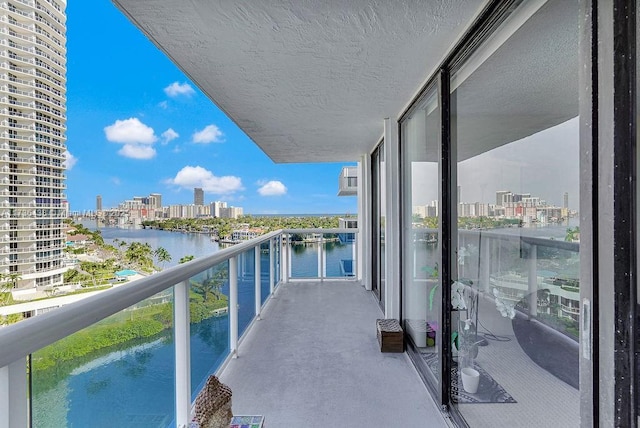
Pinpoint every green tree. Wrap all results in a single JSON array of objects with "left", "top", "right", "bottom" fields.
[
  {"left": 0, "top": 273, "right": 21, "bottom": 305},
  {"left": 125, "top": 242, "right": 154, "bottom": 271},
  {"left": 191, "top": 266, "right": 228, "bottom": 301},
  {"left": 154, "top": 246, "right": 172, "bottom": 269}
]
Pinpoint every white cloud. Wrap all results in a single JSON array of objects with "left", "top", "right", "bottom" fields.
[
  {"left": 193, "top": 124, "right": 224, "bottom": 144},
  {"left": 158, "top": 101, "right": 168, "bottom": 109},
  {"left": 111, "top": 177, "right": 121, "bottom": 185},
  {"left": 118, "top": 144, "right": 156, "bottom": 159},
  {"left": 167, "top": 166, "right": 243, "bottom": 194},
  {"left": 63, "top": 151, "right": 77, "bottom": 170},
  {"left": 258, "top": 180, "right": 287, "bottom": 196},
  {"left": 104, "top": 118, "right": 157, "bottom": 144},
  {"left": 161, "top": 128, "right": 179, "bottom": 144},
  {"left": 164, "top": 81, "right": 195, "bottom": 97}
]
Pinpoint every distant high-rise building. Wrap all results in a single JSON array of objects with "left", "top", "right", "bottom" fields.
[
  {"left": 96, "top": 195, "right": 102, "bottom": 212},
  {"left": 220, "top": 206, "right": 243, "bottom": 219},
  {"left": 149, "top": 193, "right": 162, "bottom": 209},
  {"left": 0, "top": 1, "right": 68, "bottom": 290},
  {"left": 194, "top": 188, "right": 204, "bottom": 206},
  {"left": 563, "top": 192, "right": 569, "bottom": 209},
  {"left": 210, "top": 201, "right": 227, "bottom": 217},
  {"left": 496, "top": 190, "right": 510, "bottom": 206}
]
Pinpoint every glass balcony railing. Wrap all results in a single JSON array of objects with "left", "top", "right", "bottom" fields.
[
  {"left": 284, "top": 230, "right": 358, "bottom": 281},
  {"left": 0, "top": 228, "right": 358, "bottom": 427}
]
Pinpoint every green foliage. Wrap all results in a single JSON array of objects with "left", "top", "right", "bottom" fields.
[
  {"left": 0, "top": 312, "right": 23, "bottom": 325},
  {"left": 179, "top": 255, "right": 195, "bottom": 264},
  {"left": 145, "top": 215, "right": 344, "bottom": 238},
  {"left": 32, "top": 296, "right": 228, "bottom": 374},
  {"left": 0, "top": 273, "right": 21, "bottom": 298},
  {"left": 0, "top": 291, "right": 14, "bottom": 306},
  {"left": 154, "top": 246, "right": 172, "bottom": 268},
  {"left": 565, "top": 226, "right": 580, "bottom": 242},
  {"left": 190, "top": 265, "right": 228, "bottom": 301},
  {"left": 124, "top": 242, "right": 155, "bottom": 273}
]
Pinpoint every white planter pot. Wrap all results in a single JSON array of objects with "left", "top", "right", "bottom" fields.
[{"left": 460, "top": 367, "right": 480, "bottom": 394}]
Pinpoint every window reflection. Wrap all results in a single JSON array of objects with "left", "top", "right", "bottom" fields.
[
  {"left": 450, "top": 0, "right": 580, "bottom": 425},
  {"left": 401, "top": 88, "right": 441, "bottom": 389}
]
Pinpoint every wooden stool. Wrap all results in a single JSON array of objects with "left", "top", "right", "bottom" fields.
[{"left": 376, "top": 319, "right": 404, "bottom": 352}]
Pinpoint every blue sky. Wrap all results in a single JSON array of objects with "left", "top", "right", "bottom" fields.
[{"left": 63, "top": 1, "right": 357, "bottom": 215}]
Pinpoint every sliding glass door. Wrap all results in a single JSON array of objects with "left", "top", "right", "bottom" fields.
[
  {"left": 401, "top": 87, "right": 441, "bottom": 395},
  {"left": 371, "top": 142, "right": 385, "bottom": 308},
  {"left": 449, "top": 1, "right": 581, "bottom": 425}
]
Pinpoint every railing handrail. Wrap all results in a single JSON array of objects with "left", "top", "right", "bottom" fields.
[
  {"left": 283, "top": 227, "right": 359, "bottom": 234},
  {"left": 0, "top": 229, "right": 283, "bottom": 367},
  {"left": 411, "top": 226, "right": 579, "bottom": 252}
]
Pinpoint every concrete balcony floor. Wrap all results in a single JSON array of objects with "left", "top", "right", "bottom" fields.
[{"left": 219, "top": 281, "right": 450, "bottom": 427}]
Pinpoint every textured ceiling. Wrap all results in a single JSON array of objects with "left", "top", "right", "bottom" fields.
[
  {"left": 402, "top": 0, "right": 578, "bottom": 163},
  {"left": 112, "top": 0, "right": 487, "bottom": 163}
]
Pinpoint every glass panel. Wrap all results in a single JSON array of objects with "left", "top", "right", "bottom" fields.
[
  {"left": 31, "top": 291, "right": 175, "bottom": 427},
  {"left": 450, "top": 1, "right": 579, "bottom": 425},
  {"left": 260, "top": 242, "right": 270, "bottom": 305},
  {"left": 289, "top": 233, "right": 320, "bottom": 279},
  {"left": 189, "top": 261, "right": 230, "bottom": 399},
  {"left": 371, "top": 143, "right": 386, "bottom": 305},
  {"left": 237, "top": 250, "right": 255, "bottom": 336},
  {"left": 324, "top": 232, "right": 356, "bottom": 278},
  {"left": 401, "top": 86, "right": 441, "bottom": 390},
  {"left": 274, "top": 236, "right": 281, "bottom": 286}
]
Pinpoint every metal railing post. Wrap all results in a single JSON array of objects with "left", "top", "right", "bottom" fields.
[
  {"left": 478, "top": 234, "right": 491, "bottom": 293},
  {"left": 269, "top": 238, "right": 275, "bottom": 294},
  {"left": 255, "top": 246, "right": 261, "bottom": 319},
  {"left": 285, "top": 233, "right": 291, "bottom": 283},
  {"left": 322, "top": 235, "right": 327, "bottom": 279},
  {"left": 229, "top": 257, "right": 239, "bottom": 357},
  {"left": 317, "top": 234, "right": 322, "bottom": 279},
  {"left": 527, "top": 243, "right": 538, "bottom": 319},
  {"left": 174, "top": 280, "right": 191, "bottom": 428},
  {"left": 0, "top": 358, "right": 27, "bottom": 428},
  {"left": 353, "top": 233, "right": 358, "bottom": 280}
]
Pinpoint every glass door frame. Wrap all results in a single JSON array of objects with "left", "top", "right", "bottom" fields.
[{"left": 371, "top": 141, "right": 385, "bottom": 308}]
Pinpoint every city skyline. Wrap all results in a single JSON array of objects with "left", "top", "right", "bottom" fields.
[{"left": 63, "top": 1, "right": 357, "bottom": 215}]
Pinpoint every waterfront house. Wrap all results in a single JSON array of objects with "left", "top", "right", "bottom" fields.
[{"left": 1, "top": 1, "right": 639, "bottom": 427}]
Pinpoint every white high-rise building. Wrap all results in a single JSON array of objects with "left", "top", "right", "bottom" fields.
[{"left": 0, "top": 0, "right": 67, "bottom": 290}]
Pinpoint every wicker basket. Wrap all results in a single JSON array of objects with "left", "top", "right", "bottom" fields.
[{"left": 193, "top": 375, "right": 233, "bottom": 428}]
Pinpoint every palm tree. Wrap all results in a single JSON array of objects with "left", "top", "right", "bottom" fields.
[
  {"left": 191, "top": 266, "right": 228, "bottom": 301},
  {"left": 154, "top": 246, "right": 172, "bottom": 269},
  {"left": 0, "top": 273, "right": 20, "bottom": 305},
  {"left": 125, "top": 242, "right": 154, "bottom": 270}
]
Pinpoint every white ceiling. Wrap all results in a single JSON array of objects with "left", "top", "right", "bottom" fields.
[{"left": 111, "top": 0, "right": 488, "bottom": 163}]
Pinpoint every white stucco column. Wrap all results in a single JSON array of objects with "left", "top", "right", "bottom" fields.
[
  {"left": 0, "top": 358, "right": 27, "bottom": 428},
  {"left": 384, "top": 118, "right": 401, "bottom": 320},
  {"left": 358, "top": 156, "right": 371, "bottom": 288}
]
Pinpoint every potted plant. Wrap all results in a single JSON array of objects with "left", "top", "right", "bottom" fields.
[{"left": 455, "top": 318, "right": 483, "bottom": 393}]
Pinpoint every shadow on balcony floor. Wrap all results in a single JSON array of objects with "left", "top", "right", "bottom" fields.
[{"left": 219, "top": 281, "right": 449, "bottom": 428}]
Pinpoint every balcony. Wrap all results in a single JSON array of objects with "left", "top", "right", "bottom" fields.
[
  {"left": 337, "top": 165, "right": 357, "bottom": 196},
  {"left": 0, "top": 228, "right": 447, "bottom": 427}
]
